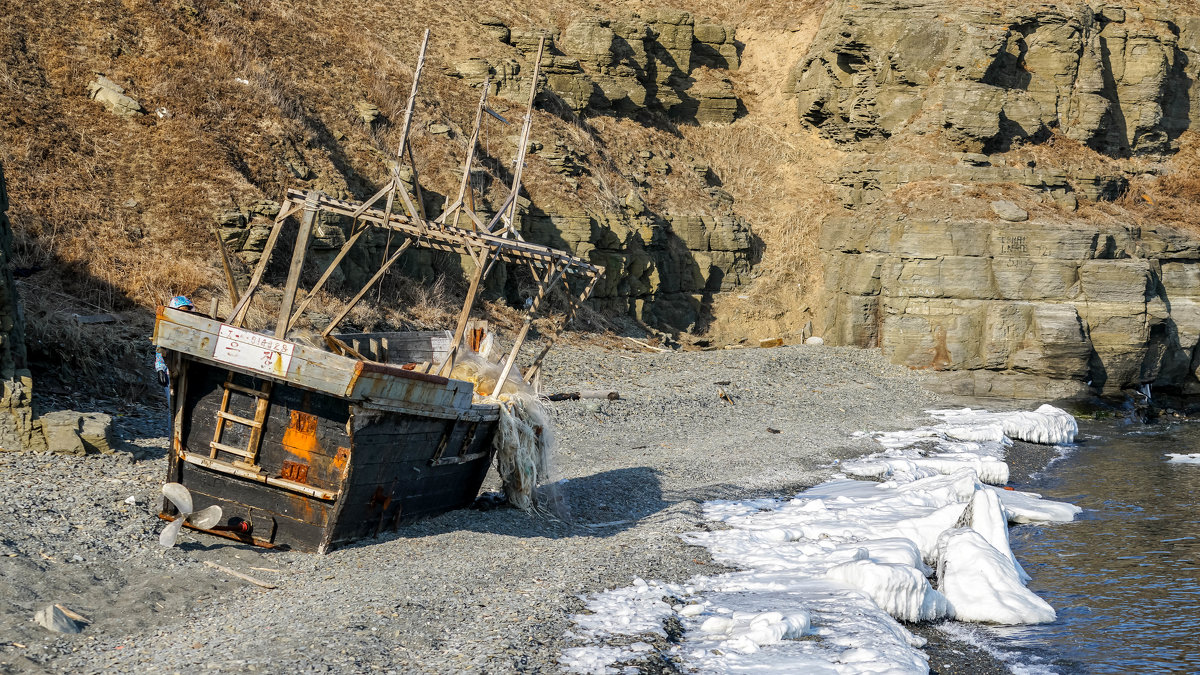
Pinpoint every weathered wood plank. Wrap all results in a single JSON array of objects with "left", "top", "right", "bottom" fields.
[
  {"left": 335, "top": 330, "right": 451, "bottom": 364},
  {"left": 175, "top": 464, "right": 331, "bottom": 552},
  {"left": 156, "top": 307, "right": 355, "bottom": 397},
  {"left": 182, "top": 362, "right": 351, "bottom": 493},
  {"left": 276, "top": 196, "right": 319, "bottom": 337},
  {"left": 285, "top": 188, "right": 602, "bottom": 277}
]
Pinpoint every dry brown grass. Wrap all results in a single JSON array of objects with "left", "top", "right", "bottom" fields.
[
  {"left": 1109, "top": 132, "right": 1200, "bottom": 238},
  {"left": 20, "top": 0, "right": 1198, "bottom": 384},
  {"left": 0, "top": 0, "right": 845, "bottom": 372}
]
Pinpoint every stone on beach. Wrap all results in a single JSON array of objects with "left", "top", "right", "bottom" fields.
[
  {"left": 34, "top": 605, "right": 82, "bottom": 634},
  {"left": 39, "top": 411, "right": 115, "bottom": 455},
  {"left": 990, "top": 200, "right": 1029, "bottom": 222}
]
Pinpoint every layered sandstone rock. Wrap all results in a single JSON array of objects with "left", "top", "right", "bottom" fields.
[
  {"left": 792, "top": 0, "right": 1197, "bottom": 157},
  {"left": 455, "top": 11, "right": 741, "bottom": 125},
  {"left": 802, "top": 0, "right": 1200, "bottom": 397},
  {"left": 821, "top": 201, "right": 1200, "bottom": 396},
  {"left": 523, "top": 201, "right": 753, "bottom": 330}
]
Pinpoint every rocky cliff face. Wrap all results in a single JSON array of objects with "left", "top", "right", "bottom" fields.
[
  {"left": 0, "top": 164, "right": 39, "bottom": 450},
  {"left": 792, "top": 0, "right": 1197, "bottom": 156},
  {"left": 800, "top": 0, "right": 1200, "bottom": 397},
  {"left": 457, "top": 11, "right": 742, "bottom": 125},
  {"left": 522, "top": 195, "right": 754, "bottom": 330},
  {"left": 454, "top": 12, "right": 755, "bottom": 329},
  {"left": 822, "top": 194, "right": 1200, "bottom": 397},
  {"left": 215, "top": 10, "right": 756, "bottom": 333}
]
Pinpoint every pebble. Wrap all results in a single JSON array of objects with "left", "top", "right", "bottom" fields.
[
  {"left": 34, "top": 606, "right": 80, "bottom": 634},
  {"left": 0, "top": 343, "right": 1011, "bottom": 672}
]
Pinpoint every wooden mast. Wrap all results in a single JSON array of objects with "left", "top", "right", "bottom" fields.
[{"left": 218, "top": 29, "right": 602, "bottom": 383}]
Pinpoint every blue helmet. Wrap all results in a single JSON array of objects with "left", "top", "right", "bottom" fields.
[{"left": 168, "top": 295, "right": 194, "bottom": 310}]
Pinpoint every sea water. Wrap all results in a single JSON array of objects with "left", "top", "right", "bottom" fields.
[{"left": 983, "top": 418, "right": 1200, "bottom": 674}]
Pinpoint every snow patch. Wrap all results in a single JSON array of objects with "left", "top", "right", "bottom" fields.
[
  {"left": 844, "top": 405, "right": 1076, "bottom": 485},
  {"left": 990, "top": 485, "right": 1082, "bottom": 524},
  {"left": 562, "top": 405, "right": 1079, "bottom": 672},
  {"left": 932, "top": 405, "right": 1078, "bottom": 445},
  {"left": 825, "top": 559, "right": 950, "bottom": 622}
]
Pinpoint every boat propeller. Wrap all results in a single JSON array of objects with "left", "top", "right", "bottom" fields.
[{"left": 159, "top": 483, "right": 223, "bottom": 548}]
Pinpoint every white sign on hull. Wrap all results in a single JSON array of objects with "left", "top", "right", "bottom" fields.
[{"left": 212, "top": 325, "right": 294, "bottom": 377}]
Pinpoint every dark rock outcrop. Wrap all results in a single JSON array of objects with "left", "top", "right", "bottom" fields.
[
  {"left": 455, "top": 11, "right": 742, "bottom": 125},
  {"left": 802, "top": 0, "right": 1200, "bottom": 397},
  {"left": 0, "top": 163, "right": 41, "bottom": 450}
]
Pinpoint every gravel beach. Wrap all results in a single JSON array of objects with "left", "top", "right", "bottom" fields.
[{"left": 1, "top": 343, "right": 1022, "bottom": 674}]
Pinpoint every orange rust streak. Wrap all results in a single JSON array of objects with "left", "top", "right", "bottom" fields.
[
  {"left": 281, "top": 410, "right": 322, "bottom": 464},
  {"left": 288, "top": 491, "right": 320, "bottom": 523},
  {"left": 332, "top": 447, "right": 351, "bottom": 478}
]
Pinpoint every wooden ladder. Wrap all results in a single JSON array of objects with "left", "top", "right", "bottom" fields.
[{"left": 209, "top": 373, "right": 273, "bottom": 471}]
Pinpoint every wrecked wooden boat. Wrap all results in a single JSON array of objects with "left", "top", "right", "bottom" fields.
[{"left": 153, "top": 32, "right": 601, "bottom": 552}]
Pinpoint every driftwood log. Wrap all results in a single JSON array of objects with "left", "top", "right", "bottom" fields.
[{"left": 547, "top": 391, "right": 620, "bottom": 402}]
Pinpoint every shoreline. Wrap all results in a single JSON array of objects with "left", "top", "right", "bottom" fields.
[{"left": 1, "top": 343, "right": 1059, "bottom": 673}]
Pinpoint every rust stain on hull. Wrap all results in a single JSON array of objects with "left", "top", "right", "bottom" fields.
[
  {"left": 281, "top": 410, "right": 321, "bottom": 463},
  {"left": 333, "top": 447, "right": 351, "bottom": 479}
]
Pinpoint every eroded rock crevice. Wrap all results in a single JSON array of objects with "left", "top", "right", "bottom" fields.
[{"left": 0, "top": 163, "right": 40, "bottom": 451}]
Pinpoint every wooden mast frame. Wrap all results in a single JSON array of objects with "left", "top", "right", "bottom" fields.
[{"left": 225, "top": 32, "right": 602, "bottom": 385}]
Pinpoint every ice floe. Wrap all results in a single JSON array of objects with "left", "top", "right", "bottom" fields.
[
  {"left": 936, "top": 528, "right": 1055, "bottom": 624},
  {"left": 561, "top": 405, "right": 1080, "bottom": 674},
  {"left": 1166, "top": 453, "right": 1200, "bottom": 464},
  {"left": 841, "top": 405, "right": 1078, "bottom": 485}
]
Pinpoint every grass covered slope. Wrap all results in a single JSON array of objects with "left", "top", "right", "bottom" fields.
[
  {"left": 5, "top": 0, "right": 1200, "bottom": 392},
  {"left": 0, "top": 0, "right": 814, "bottom": 303},
  {"left": 0, "top": 0, "right": 835, "bottom": 387}
]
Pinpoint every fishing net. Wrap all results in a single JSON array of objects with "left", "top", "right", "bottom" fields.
[
  {"left": 449, "top": 351, "right": 528, "bottom": 398},
  {"left": 449, "top": 352, "right": 567, "bottom": 519},
  {"left": 492, "top": 392, "right": 567, "bottom": 518}
]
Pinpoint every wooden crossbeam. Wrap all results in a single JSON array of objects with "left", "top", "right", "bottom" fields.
[
  {"left": 284, "top": 221, "right": 372, "bottom": 331},
  {"left": 228, "top": 199, "right": 294, "bottom": 327},
  {"left": 320, "top": 239, "right": 414, "bottom": 338},
  {"left": 524, "top": 274, "right": 599, "bottom": 383},
  {"left": 453, "top": 76, "right": 492, "bottom": 231},
  {"left": 216, "top": 29, "right": 603, "bottom": 372},
  {"left": 287, "top": 189, "right": 601, "bottom": 278},
  {"left": 493, "top": 258, "right": 565, "bottom": 388},
  {"left": 217, "top": 410, "right": 260, "bottom": 428}
]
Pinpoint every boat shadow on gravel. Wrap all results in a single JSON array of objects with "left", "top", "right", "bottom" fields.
[{"left": 360, "top": 467, "right": 674, "bottom": 544}]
